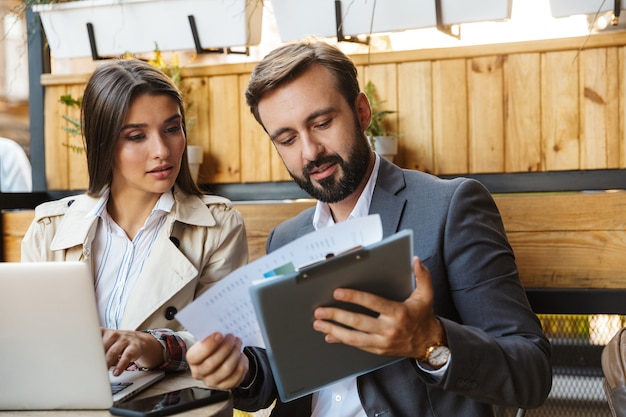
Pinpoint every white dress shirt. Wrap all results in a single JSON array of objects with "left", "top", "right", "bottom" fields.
[{"left": 90, "top": 189, "right": 173, "bottom": 329}]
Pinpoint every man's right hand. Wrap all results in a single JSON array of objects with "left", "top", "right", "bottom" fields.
[{"left": 187, "top": 332, "right": 250, "bottom": 390}]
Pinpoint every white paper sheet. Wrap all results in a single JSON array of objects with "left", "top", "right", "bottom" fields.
[{"left": 176, "top": 214, "right": 383, "bottom": 347}]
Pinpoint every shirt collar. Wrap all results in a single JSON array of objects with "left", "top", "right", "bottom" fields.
[
  {"left": 89, "top": 188, "right": 174, "bottom": 219},
  {"left": 312, "top": 153, "right": 381, "bottom": 230}
]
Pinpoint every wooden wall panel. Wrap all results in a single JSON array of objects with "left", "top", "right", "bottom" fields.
[
  {"left": 468, "top": 55, "right": 505, "bottom": 173},
  {"left": 493, "top": 191, "right": 626, "bottom": 289},
  {"left": 398, "top": 61, "right": 433, "bottom": 173},
  {"left": 270, "top": 145, "right": 291, "bottom": 181},
  {"left": 579, "top": 47, "right": 620, "bottom": 169},
  {"left": 508, "top": 230, "right": 626, "bottom": 289},
  {"left": 66, "top": 84, "right": 88, "bottom": 190},
  {"left": 44, "top": 84, "right": 70, "bottom": 190},
  {"left": 182, "top": 76, "right": 211, "bottom": 183},
  {"left": 616, "top": 47, "right": 626, "bottom": 168},
  {"left": 361, "top": 63, "right": 399, "bottom": 136},
  {"left": 40, "top": 33, "right": 626, "bottom": 188},
  {"left": 504, "top": 53, "right": 542, "bottom": 172},
  {"left": 432, "top": 59, "right": 468, "bottom": 174},
  {"left": 207, "top": 75, "right": 241, "bottom": 183},
  {"left": 495, "top": 191, "right": 626, "bottom": 231},
  {"left": 1, "top": 210, "right": 35, "bottom": 262},
  {"left": 234, "top": 200, "right": 315, "bottom": 261},
  {"left": 541, "top": 51, "right": 580, "bottom": 171},
  {"left": 239, "top": 74, "right": 272, "bottom": 183}
]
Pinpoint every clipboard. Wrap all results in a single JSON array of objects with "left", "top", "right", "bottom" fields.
[{"left": 248, "top": 229, "right": 414, "bottom": 402}]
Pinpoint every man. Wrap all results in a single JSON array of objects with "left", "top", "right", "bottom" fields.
[{"left": 187, "top": 39, "right": 552, "bottom": 416}]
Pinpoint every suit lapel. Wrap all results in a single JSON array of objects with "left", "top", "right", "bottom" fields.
[{"left": 369, "top": 158, "right": 408, "bottom": 238}]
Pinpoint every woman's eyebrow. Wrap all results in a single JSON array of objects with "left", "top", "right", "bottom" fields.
[{"left": 120, "top": 114, "right": 181, "bottom": 131}]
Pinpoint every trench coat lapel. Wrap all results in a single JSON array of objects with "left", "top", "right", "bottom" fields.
[{"left": 119, "top": 190, "right": 218, "bottom": 330}]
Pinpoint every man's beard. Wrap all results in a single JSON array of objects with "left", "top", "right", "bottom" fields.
[{"left": 289, "top": 128, "right": 372, "bottom": 204}]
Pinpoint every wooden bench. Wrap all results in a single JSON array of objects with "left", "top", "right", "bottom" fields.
[
  {"left": 4, "top": 172, "right": 626, "bottom": 296},
  {"left": 0, "top": 198, "right": 316, "bottom": 263},
  {"left": 3, "top": 171, "right": 626, "bottom": 412}
]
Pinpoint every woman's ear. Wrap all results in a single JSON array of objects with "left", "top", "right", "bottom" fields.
[{"left": 355, "top": 92, "right": 372, "bottom": 132}]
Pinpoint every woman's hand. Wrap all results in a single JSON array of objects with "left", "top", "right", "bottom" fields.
[
  {"left": 186, "top": 333, "right": 250, "bottom": 390},
  {"left": 102, "top": 328, "right": 165, "bottom": 376}
]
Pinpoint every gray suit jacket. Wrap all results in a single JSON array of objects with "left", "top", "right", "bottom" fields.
[{"left": 234, "top": 159, "right": 552, "bottom": 417}]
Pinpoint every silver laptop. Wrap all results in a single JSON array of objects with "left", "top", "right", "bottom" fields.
[{"left": 0, "top": 261, "right": 164, "bottom": 410}]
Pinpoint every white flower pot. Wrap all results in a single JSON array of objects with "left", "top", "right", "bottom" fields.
[
  {"left": 368, "top": 136, "right": 397, "bottom": 163},
  {"left": 33, "top": 0, "right": 263, "bottom": 59},
  {"left": 271, "top": 0, "right": 435, "bottom": 42},
  {"left": 548, "top": 0, "right": 616, "bottom": 18},
  {"left": 270, "top": 0, "right": 511, "bottom": 42}
]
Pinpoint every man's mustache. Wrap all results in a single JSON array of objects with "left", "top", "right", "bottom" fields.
[{"left": 304, "top": 155, "right": 343, "bottom": 177}]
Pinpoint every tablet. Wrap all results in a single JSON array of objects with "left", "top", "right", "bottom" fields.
[{"left": 249, "top": 229, "right": 414, "bottom": 402}]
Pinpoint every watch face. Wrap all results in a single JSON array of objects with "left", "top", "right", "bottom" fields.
[{"left": 429, "top": 345, "right": 451, "bottom": 367}]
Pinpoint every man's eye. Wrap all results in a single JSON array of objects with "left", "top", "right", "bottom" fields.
[
  {"left": 277, "top": 135, "right": 296, "bottom": 146},
  {"left": 315, "top": 120, "right": 331, "bottom": 129}
]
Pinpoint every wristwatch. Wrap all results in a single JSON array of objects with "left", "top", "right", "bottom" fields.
[{"left": 421, "top": 342, "right": 451, "bottom": 368}]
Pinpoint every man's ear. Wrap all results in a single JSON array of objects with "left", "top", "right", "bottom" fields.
[{"left": 355, "top": 92, "right": 372, "bottom": 132}]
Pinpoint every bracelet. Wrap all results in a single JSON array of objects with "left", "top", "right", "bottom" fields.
[{"left": 142, "top": 329, "right": 170, "bottom": 364}]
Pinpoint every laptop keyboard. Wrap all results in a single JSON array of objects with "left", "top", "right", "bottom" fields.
[{"left": 111, "top": 382, "right": 132, "bottom": 395}]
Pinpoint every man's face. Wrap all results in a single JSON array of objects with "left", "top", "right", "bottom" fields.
[{"left": 257, "top": 65, "right": 373, "bottom": 203}]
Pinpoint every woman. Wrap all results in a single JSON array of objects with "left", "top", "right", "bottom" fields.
[{"left": 21, "top": 59, "right": 248, "bottom": 376}]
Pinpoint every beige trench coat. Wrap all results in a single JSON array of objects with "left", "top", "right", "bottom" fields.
[{"left": 21, "top": 187, "right": 248, "bottom": 349}]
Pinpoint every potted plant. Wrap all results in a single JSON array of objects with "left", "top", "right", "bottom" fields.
[{"left": 364, "top": 80, "right": 398, "bottom": 162}]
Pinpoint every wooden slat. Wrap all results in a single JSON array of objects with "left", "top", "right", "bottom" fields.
[
  {"left": 541, "top": 50, "right": 580, "bottom": 171},
  {"left": 67, "top": 84, "right": 88, "bottom": 190},
  {"left": 493, "top": 191, "right": 626, "bottom": 231},
  {"left": 182, "top": 76, "right": 212, "bottom": 185},
  {"left": 208, "top": 75, "right": 241, "bottom": 183},
  {"left": 433, "top": 58, "right": 468, "bottom": 174},
  {"left": 239, "top": 74, "right": 273, "bottom": 183},
  {"left": 504, "top": 53, "right": 542, "bottom": 172},
  {"left": 508, "top": 230, "right": 626, "bottom": 289},
  {"left": 398, "top": 61, "right": 433, "bottom": 173},
  {"left": 270, "top": 145, "right": 292, "bottom": 182},
  {"left": 362, "top": 63, "right": 399, "bottom": 147},
  {"left": 2, "top": 210, "right": 34, "bottom": 238},
  {"left": 468, "top": 55, "right": 505, "bottom": 173},
  {"left": 620, "top": 46, "right": 626, "bottom": 169},
  {"left": 493, "top": 191, "right": 626, "bottom": 289},
  {"left": 234, "top": 200, "right": 315, "bottom": 262},
  {"left": 44, "top": 85, "right": 70, "bottom": 190},
  {"left": 1, "top": 210, "right": 35, "bottom": 262},
  {"left": 579, "top": 47, "right": 619, "bottom": 169}
]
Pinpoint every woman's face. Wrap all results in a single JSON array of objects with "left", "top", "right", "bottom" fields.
[{"left": 110, "top": 93, "right": 185, "bottom": 199}]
